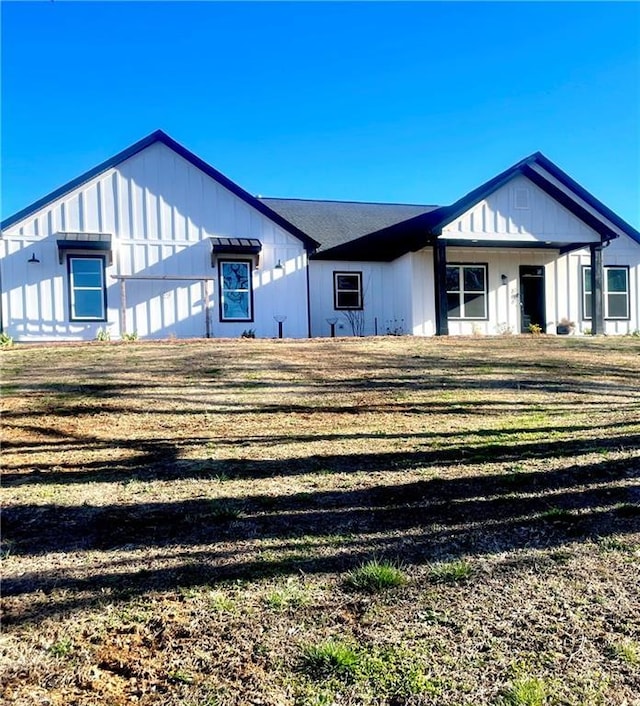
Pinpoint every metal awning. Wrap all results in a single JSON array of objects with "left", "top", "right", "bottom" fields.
[
  {"left": 210, "top": 237, "right": 262, "bottom": 268},
  {"left": 57, "top": 232, "right": 112, "bottom": 264},
  {"left": 210, "top": 237, "right": 262, "bottom": 255}
]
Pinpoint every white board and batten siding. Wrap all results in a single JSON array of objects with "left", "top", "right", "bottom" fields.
[
  {"left": 1, "top": 142, "right": 310, "bottom": 341},
  {"left": 437, "top": 174, "right": 640, "bottom": 334},
  {"left": 441, "top": 175, "right": 600, "bottom": 245},
  {"left": 309, "top": 258, "right": 417, "bottom": 337}
]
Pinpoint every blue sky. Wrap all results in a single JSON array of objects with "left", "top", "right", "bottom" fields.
[{"left": 2, "top": 1, "right": 639, "bottom": 227}]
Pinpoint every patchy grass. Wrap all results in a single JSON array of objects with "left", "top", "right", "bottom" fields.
[
  {"left": 1, "top": 335, "right": 639, "bottom": 705},
  {"left": 345, "top": 558, "right": 407, "bottom": 592},
  {"left": 501, "top": 675, "right": 550, "bottom": 706},
  {"left": 429, "top": 559, "right": 474, "bottom": 583},
  {"left": 300, "top": 640, "right": 360, "bottom": 681}
]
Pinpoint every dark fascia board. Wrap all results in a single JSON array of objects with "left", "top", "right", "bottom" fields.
[
  {"left": 351, "top": 152, "right": 640, "bottom": 259},
  {"left": 531, "top": 152, "right": 640, "bottom": 245},
  {"left": 1, "top": 130, "right": 320, "bottom": 252},
  {"left": 430, "top": 152, "right": 639, "bottom": 243}
]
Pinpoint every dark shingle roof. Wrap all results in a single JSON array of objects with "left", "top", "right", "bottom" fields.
[{"left": 260, "top": 198, "right": 439, "bottom": 253}]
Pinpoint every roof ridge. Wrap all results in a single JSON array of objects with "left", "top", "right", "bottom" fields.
[{"left": 260, "top": 196, "right": 439, "bottom": 208}]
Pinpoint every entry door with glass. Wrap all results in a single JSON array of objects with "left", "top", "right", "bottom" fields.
[{"left": 519, "top": 266, "right": 545, "bottom": 332}]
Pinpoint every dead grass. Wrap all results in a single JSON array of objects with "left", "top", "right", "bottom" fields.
[{"left": 1, "top": 335, "right": 639, "bottom": 705}]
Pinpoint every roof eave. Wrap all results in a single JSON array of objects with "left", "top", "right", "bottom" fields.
[{"left": 1, "top": 131, "right": 320, "bottom": 251}]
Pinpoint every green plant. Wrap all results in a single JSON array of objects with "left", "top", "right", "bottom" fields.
[
  {"left": 265, "top": 578, "right": 311, "bottom": 610},
  {"left": 429, "top": 559, "right": 472, "bottom": 584},
  {"left": 95, "top": 327, "right": 111, "bottom": 341},
  {"left": 357, "top": 645, "right": 439, "bottom": 697},
  {"left": 49, "top": 638, "right": 74, "bottom": 657},
  {"left": 528, "top": 323, "right": 542, "bottom": 335},
  {"left": 0, "top": 331, "right": 14, "bottom": 348},
  {"left": 301, "top": 641, "right": 360, "bottom": 681},
  {"left": 597, "top": 535, "right": 631, "bottom": 552},
  {"left": 502, "top": 675, "right": 550, "bottom": 706},
  {"left": 209, "top": 500, "right": 242, "bottom": 521},
  {"left": 607, "top": 639, "right": 639, "bottom": 665},
  {"left": 168, "top": 670, "right": 194, "bottom": 684},
  {"left": 541, "top": 506, "right": 574, "bottom": 522},
  {"left": 121, "top": 331, "right": 138, "bottom": 341},
  {"left": 208, "top": 590, "right": 235, "bottom": 613},
  {"left": 241, "top": 329, "right": 256, "bottom": 338},
  {"left": 345, "top": 558, "right": 407, "bottom": 592}
]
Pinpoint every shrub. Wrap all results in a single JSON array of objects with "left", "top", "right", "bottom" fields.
[
  {"left": 528, "top": 323, "right": 542, "bottom": 335},
  {"left": 241, "top": 329, "right": 256, "bottom": 338},
  {"left": 95, "top": 327, "right": 111, "bottom": 341},
  {"left": 121, "top": 331, "right": 138, "bottom": 341},
  {"left": 345, "top": 558, "right": 407, "bottom": 592}
]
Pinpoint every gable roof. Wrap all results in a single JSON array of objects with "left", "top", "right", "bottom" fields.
[
  {"left": 348, "top": 153, "right": 640, "bottom": 259},
  {"left": 1, "top": 130, "right": 320, "bottom": 251},
  {"left": 260, "top": 198, "right": 437, "bottom": 255}
]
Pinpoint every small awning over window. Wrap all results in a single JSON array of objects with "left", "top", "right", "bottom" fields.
[
  {"left": 210, "top": 237, "right": 262, "bottom": 267},
  {"left": 57, "top": 232, "right": 112, "bottom": 264},
  {"left": 210, "top": 237, "right": 262, "bottom": 255}
]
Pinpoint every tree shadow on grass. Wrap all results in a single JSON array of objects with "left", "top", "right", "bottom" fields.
[
  {"left": 3, "top": 454, "right": 638, "bottom": 624},
  {"left": 3, "top": 424, "right": 639, "bottom": 486}
]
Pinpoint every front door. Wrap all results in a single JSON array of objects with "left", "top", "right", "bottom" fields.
[{"left": 519, "top": 266, "right": 545, "bottom": 332}]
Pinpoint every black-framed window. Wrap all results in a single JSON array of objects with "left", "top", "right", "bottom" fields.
[
  {"left": 446, "top": 264, "right": 488, "bottom": 319},
  {"left": 582, "top": 266, "right": 630, "bottom": 320},
  {"left": 219, "top": 259, "right": 253, "bottom": 321},
  {"left": 68, "top": 256, "right": 107, "bottom": 321},
  {"left": 333, "top": 272, "right": 363, "bottom": 310}
]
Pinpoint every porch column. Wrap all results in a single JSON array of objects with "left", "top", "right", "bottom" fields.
[
  {"left": 590, "top": 244, "right": 604, "bottom": 335},
  {"left": 434, "top": 239, "right": 449, "bottom": 336}
]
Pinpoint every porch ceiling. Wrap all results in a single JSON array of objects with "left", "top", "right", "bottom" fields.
[{"left": 438, "top": 238, "right": 595, "bottom": 254}]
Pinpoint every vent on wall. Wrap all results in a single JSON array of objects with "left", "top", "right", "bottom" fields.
[{"left": 514, "top": 187, "right": 530, "bottom": 209}]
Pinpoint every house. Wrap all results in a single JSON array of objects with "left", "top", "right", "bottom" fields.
[{"left": 1, "top": 130, "right": 639, "bottom": 341}]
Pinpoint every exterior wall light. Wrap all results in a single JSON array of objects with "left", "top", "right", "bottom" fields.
[
  {"left": 501, "top": 274, "right": 508, "bottom": 285},
  {"left": 275, "top": 259, "right": 284, "bottom": 270},
  {"left": 28, "top": 252, "right": 40, "bottom": 264}
]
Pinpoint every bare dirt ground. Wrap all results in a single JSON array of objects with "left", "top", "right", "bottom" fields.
[{"left": 1, "top": 335, "right": 639, "bottom": 705}]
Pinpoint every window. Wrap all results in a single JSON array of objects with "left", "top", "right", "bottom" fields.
[
  {"left": 333, "top": 272, "right": 363, "bottom": 309},
  {"left": 582, "top": 266, "right": 629, "bottom": 320},
  {"left": 446, "top": 264, "right": 488, "bottom": 319},
  {"left": 219, "top": 260, "right": 253, "bottom": 321},
  {"left": 68, "top": 256, "right": 106, "bottom": 321}
]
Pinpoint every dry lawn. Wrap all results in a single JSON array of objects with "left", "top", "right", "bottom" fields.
[{"left": 1, "top": 335, "right": 639, "bottom": 706}]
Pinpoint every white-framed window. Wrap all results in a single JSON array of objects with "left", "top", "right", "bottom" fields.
[
  {"left": 219, "top": 259, "right": 253, "bottom": 321},
  {"left": 446, "top": 264, "right": 488, "bottom": 319},
  {"left": 582, "top": 266, "right": 630, "bottom": 320},
  {"left": 333, "top": 271, "right": 363, "bottom": 310},
  {"left": 68, "top": 256, "right": 107, "bottom": 321}
]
